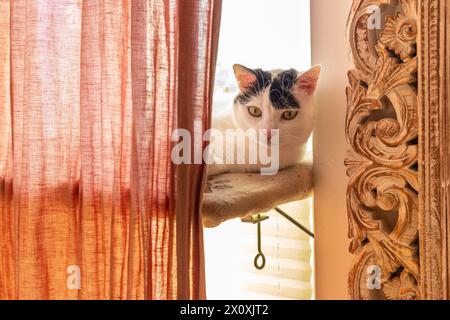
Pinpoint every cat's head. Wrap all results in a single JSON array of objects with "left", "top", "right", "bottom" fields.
[{"left": 231, "top": 64, "right": 321, "bottom": 146}]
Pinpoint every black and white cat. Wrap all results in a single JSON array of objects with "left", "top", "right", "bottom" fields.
[{"left": 207, "top": 64, "right": 321, "bottom": 176}]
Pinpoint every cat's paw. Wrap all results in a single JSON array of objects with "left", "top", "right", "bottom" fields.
[{"left": 205, "top": 179, "right": 233, "bottom": 194}]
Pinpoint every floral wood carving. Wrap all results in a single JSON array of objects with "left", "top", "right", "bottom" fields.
[{"left": 345, "top": 0, "right": 420, "bottom": 300}]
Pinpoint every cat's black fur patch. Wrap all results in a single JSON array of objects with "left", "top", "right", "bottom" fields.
[
  {"left": 234, "top": 69, "right": 272, "bottom": 105},
  {"left": 234, "top": 68, "right": 300, "bottom": 109},
  {"left": 269, "top": 69, "right": 300, "bottom": 109}
]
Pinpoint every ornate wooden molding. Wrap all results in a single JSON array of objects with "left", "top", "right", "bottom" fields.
[
  {"left": 417, "top": 0, "right": 450, "bottom": 300},
  {"left": 346, "top": 0, "right": 450, "bottom": 300},
  {"left": 346, "top": 0, "right": 419, "bottom": 300}
]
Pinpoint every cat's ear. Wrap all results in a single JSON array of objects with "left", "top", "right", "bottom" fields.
[
  {"left": 233, "top": 64, "right": 257, "bottom": 92},
  {"left": 295, "top": 65, "right": 321, "bottom": 96}
]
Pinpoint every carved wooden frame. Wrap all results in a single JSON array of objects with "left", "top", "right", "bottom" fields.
[{"left": 346, "top": 0, "right": 450, "bottom": 299}]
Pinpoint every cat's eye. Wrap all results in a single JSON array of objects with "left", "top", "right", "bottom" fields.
[
  {"left": 282, "top": 110, "right": 298, "bottom": 120},
  {"left": 248, "top": 106, "right": 262, "bottom": 118}
]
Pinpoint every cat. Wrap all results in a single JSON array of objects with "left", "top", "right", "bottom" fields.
[{"left": 207, "top": 64, "right": 321, "bottom": 176}]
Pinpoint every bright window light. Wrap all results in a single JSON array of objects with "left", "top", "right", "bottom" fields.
[{"left": 205, "top": 0, "right": 313, "bottom": 300}]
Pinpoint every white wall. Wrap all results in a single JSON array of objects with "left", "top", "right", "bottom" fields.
[{"left": 311, "top": 0, "right": 354, "bottom": 300}]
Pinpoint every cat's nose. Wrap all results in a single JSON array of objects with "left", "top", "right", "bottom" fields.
[{"left": 264, "top": 129, "right": 273, "bottom": 143}]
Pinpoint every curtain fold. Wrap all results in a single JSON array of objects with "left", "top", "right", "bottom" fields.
[{"left": 0, "top": 0, "right": 221, "bottom": 300}]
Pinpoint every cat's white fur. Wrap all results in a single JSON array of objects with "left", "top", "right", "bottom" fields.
[{"left": 207, "top": 65, "right": 321, "bottom": 176}]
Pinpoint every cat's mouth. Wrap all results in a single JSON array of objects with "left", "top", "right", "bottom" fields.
[{"left": 258, "top": 136, "right": 279, "bottom": 147}]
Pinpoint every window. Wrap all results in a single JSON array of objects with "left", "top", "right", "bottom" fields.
[{"left": 204, "top": 0, "right": 314, "bottom": 300}]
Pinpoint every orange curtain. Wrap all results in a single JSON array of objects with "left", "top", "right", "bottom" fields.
[{"left": 0, "top": 0, "right": 221, "bottom": 300}]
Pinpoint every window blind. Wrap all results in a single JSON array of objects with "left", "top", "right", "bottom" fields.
[{"left": 204, "top": 199, "right": 314, "bottom": 300}]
